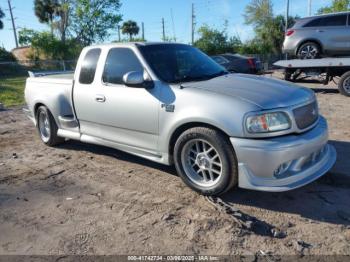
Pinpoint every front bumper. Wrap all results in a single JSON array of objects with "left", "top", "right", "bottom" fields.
[{"left": 230, "top": 117, "right": 336, "bottom": 192}]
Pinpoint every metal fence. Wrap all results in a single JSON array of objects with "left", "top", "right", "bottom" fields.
[{"left": 0, "top": 60, "right": 77, "bottom": 78}]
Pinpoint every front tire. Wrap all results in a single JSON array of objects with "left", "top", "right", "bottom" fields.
[
  {"left": 338, "top": 71, "right": 350, "bottom": 97},
  {"left": 36, "top": 106, "right": 65, "bottom": 146},
  {"left": 174, "top": 127, "right": 238, "bottom": 196},
  {"left": 297, "top": 42, "right": 321, "bottom": 59}
]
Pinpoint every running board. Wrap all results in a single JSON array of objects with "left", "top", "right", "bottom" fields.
[{"left": 57, "top": 129, "right": 81, "bottom": 140}]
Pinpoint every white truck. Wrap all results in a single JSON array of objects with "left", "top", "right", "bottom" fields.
[{"left": 24, "top": 42, "right": 336, "bottom": 195}]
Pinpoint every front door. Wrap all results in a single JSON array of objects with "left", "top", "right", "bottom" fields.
[{"left": 74, "top": 48, "right": 160, "bottom": 151}]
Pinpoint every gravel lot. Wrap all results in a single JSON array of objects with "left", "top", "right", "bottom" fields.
[{"left": 0, "top": 74, "right": 349, "bottom": 257}]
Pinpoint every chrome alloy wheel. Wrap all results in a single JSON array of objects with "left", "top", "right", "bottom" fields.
[
  {"left": 343, "top": 75, "right": 350, "bottom": 94},
  {"left": 299, "top": 45, "right": 318, "bottom": 59},
  {"left": 38, "top": 110, "right": 51, "bottom": 143},
  {"left": 181, "top": 139, "right": 222, "bottom": 188}
]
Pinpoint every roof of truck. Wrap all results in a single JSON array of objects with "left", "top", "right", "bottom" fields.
[{"left": 88, "top": 42, "right": 187, "bottom": 49}]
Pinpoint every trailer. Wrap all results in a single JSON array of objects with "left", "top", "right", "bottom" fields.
[{"left": 274, "top": 57, "right": 350, "bottom": 97}]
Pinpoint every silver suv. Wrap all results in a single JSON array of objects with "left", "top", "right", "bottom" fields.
[{"left": 283, "top": 12, "right": 350, "bottom": 59}]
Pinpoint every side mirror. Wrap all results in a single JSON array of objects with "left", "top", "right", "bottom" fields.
[{"left": 123, "top": 71, "right": 154, "bottom": 89}]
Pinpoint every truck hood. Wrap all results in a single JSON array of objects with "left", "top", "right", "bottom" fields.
[{"left": 185, "top": 74, "right": 315, "bottom": 110}]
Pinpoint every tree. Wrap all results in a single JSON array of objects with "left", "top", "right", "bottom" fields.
[
  {"left": 244, "top": 0, "right": 273, "bottom": 29},
  {"left": 318, "top": 0, "right": 350, "bottom": 14},
  {"left": 18, "top": 28, "right": 82, "bottom": 60},
  {"left": 71, "top": 0, "right": 122, "bottom": 46},
  {"left": 194, "top": 24, "right": 242, "bottom": 55},
  {"left": 34, "top": 0, "right": 59, "bottom": 35},
  {"left": 53, "top": 0, "right": 70, "bottom": 43},
  {"left": 121, "top": 20, "right": 140, "bottom": 41},
  {"left": 244, "top": 0, "right": 298, "bottom": 54},
  {"left": 0, "top": 7, "right": 5, "bottom": 30}
]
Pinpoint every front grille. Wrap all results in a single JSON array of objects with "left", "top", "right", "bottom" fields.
[{"left": 293, "top": 101, "right": 318, "bottom": 130}]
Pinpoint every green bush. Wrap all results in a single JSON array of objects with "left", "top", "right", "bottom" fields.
[{"left": 0, "top": 47, "right": 16, "bottom": 62}]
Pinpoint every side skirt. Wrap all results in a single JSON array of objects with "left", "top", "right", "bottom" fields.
[{"left": 57, "top": 129, "right": 171, "bottom": 165}]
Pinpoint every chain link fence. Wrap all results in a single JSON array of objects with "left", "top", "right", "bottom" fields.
[{"left": 0, "top": 60, "right": 77, "bottom": 78}]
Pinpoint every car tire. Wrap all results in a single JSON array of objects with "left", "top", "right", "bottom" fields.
[
  {"left": 338, "top": 71, "right": 350, "bottom": 97},
  {"left": 297, "top": 42, "right": 321, "bottom": 59},
  {"left": 36, "top": 106, "right": 65, "bottom": 146},
  {"left": 174, "top": 127, "right": 238, "bottom": 196}
]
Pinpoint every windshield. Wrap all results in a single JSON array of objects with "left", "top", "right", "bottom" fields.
[{"left": 138, "top": 44, "right": 227, "bottom": 83}]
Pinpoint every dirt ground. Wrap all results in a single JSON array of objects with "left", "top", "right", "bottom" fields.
[{"left": 0, "top": 73, "right": 349, "bottom": 257}]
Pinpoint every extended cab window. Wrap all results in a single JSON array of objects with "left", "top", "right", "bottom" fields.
[
  {"left": 79, "top": 48, "right": 101, "bottom": 84},
  {"left": 304, "top": 15, "right": 347, "bottom": 27},
  {"left": 102, "top": 48, "right": 143, "bottom": 85}
]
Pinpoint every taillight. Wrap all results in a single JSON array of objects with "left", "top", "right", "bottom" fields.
[
  {"left": 247, "top": 58, "right": 256, "bottom": 69},
  {"left": 286, "top": 30, "right": 295, "bottom": 36}
]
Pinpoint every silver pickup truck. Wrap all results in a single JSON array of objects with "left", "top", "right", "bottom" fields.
[{"left": 24, "top": 42, "right": 337, "bottom": 196}]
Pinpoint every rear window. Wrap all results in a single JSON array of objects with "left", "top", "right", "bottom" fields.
[
  {"left": 79, "top": 48, "right": 101, "bottom": 84},
  {"left": 304, "top": 14, "right": 347, "bottom": 27},
  {"left": 212, "top": 56, "right": 228, "bottom": 64}
]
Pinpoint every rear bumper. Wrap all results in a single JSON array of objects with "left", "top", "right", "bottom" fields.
[{"left": 230, "top": 117, "right": 336, "bottom": 192}]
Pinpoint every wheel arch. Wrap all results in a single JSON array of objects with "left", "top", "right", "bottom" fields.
[
  {"left": 33, "top": 102, "right": 58, "bottom": 127},
  {"left": 168, "top": 121, "right": 232, "bottom": 163},
  {"left": 296, "top": 39, "right": 323, "bottom": 56}
]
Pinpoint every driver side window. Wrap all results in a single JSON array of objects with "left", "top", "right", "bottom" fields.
[{"left": 102, "top": 48, "right": 144, "bottom": 85}]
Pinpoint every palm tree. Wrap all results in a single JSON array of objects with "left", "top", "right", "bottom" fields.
[
  {"left": 0, "top": 7, "right": 5, "bottom": 30},
  {"left": 34, "top": 0, "right": 59, "bottom": 35},
  {"left": 121, "top": 20, "right": 140, "bottom": 41}
]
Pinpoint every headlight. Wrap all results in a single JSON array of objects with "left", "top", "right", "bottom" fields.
[{"left": 246, "top": 112, "right": 291, "bottom": 133}]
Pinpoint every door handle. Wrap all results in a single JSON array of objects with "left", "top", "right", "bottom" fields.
[
  {"left": 95, "top": 95, "right": 106, "bottom": 103},
  {"left": 317, "top": 30, "right": 324, "bottom": 33}
]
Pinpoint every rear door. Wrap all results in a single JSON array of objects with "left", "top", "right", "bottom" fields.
[{"left": 316, "top": 14, "right": 348, "bottom": 52}]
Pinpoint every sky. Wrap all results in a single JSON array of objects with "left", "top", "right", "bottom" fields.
[{"left": 0, "top": 0, "right": 333, "bottom": 51}]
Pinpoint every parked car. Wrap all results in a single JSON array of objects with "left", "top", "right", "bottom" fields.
[
  {"left": 283, "top": 11, "right": 350, "bottom": 59},
  {"left": 24, "top": 42, "right": 336, "bottom": 196},
  {"left": 211, "top": 54, "right": 262, "bottom": 74}
]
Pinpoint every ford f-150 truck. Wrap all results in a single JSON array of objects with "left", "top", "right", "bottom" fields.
[{"left": 24, "top": 42, "right": 337, "bottom": 196}]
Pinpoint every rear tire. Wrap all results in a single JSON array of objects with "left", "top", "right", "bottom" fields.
[
  {"left": 174, "top": 127, "right": 238, "bottom": 196},
  {"left": 338, "top": 71, "right": 350, "bottom": 97},
  {"left": 36, "top": 106, "right": 65, "bottom": 146},
  {"left": 297, "top": 42, "right": 321, "bottom": 59}
]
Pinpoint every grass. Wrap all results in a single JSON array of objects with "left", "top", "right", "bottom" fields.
[{"left": 0, "top": 77, "right": 26, "bottom": 107}]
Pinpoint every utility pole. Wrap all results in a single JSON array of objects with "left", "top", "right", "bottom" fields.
[
  {"left": 308, "top": 0, "right": 312, "bottom": 16},
  {"left": 170, "top": 8, "right": 176, "bottom": 42},
  {"left": 7, "top": 0, "right": 18, "bottom": 48},
  {"left": 117, "top": 25, "right": 121, "bottom": 42},
  {"left": 285, "top": 0, "right": 289, "bottom": 60},
  {"left": 191, "top": 3, "right": 196, "bottom": 45},
  {"left": 142, "top": 22, "right": 145, "bottom": 41},
  {"left": 162, "top": 18, "right": 165, "bottom": 41},
  {"left": 285, "top": 0, "right": 289, "bottom": 33}
]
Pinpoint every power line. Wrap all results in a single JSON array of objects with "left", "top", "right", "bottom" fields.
[{"left": 7, "top": 0, "right": 18, "bottom": 48}]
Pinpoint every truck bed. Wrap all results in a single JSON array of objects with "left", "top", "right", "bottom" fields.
[{"left": 28, "top": 71, "right": 74, "bottom": 84}]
